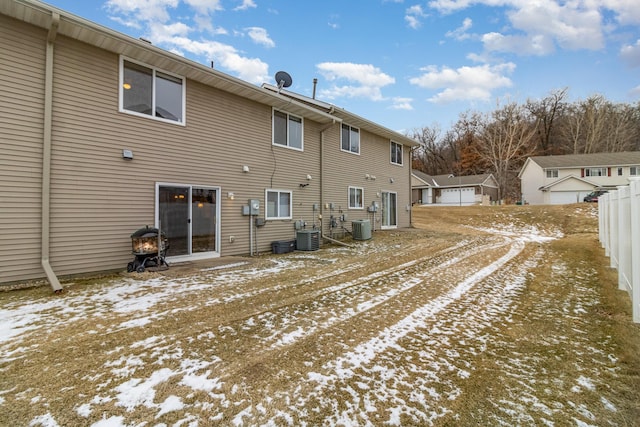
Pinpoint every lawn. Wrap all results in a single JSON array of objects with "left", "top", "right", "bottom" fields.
[{"left": 1, "top": 203, "right": 639, "bottom": 426}]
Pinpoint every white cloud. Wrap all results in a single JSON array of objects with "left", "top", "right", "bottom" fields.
[
  {"left": 630, "top": 85, "right": 640, "bottom": 98},
  {"left": 409, "top": 62, "right": 515, "bottom": 103},
  {"left": 405, "top": 5, "right": 427, "bottom": 29},
  {"left": 482, "top": 32, "right": 555, "bottom": 55},
  {"left": 316, "top": 62, "right": 395, "bottom": 101},
  {"left": 620, "top": 39, "right": 640, "bottom": 67},
  {"left": 446, "top": 17, "right": 473, "bottom": 40},
  {"left": 390, "top": 97, "right": 414, "bottom": 110},
  {"left": 234, "top": 0, "right": 257, "bottom": 11},
  {"left": 183, "top": 0, "right": 222, "bottom": 15},
  {"left": 245, "top": 27, "right": 275, "bottom": 48},
  {"left": 601, "top": 0, "right": 640, "bottom": 25},
  {"left": 430, "top": 0, "right": 632, "bottom": 56},
  {"left": 106, "top": 0, "right": 269, "bottom": 84},
  {"left": 106, "top": 0, "right": 178, "bottom": 23},
  {"left": 507, "top": 0, "right": 604, "bottom": 51}
]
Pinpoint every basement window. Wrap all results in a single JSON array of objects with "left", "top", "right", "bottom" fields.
[{"left": 120, "top": 58, "right": 185, "bottom": 124}]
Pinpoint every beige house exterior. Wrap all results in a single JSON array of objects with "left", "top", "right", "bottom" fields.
[
  {"left": 0, "top": 0, "right": 417, "bottom": 288},
  {"left": 411, "top": 170, "right": 499, "bottom": 205},
  {"left": 518, "top": 152, "right": 640, "bottom": 205}
]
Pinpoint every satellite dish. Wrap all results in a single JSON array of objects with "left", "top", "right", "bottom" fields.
[{"left": 275, "top": 71, "right": 292, "bottom": 91}]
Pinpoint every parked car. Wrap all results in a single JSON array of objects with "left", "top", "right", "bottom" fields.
[{"left": 584, "top": 190, "right": 608, "bottom": 202}]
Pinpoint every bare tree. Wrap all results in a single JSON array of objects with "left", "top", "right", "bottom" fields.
[
  {"left": 526, "top": 88, "right": 568, "bottom": 155},
  {"left": 560, "top": 95, "right": 640, "bottom": 154},
  {"left": 475, "top": 101, "right": 537, "bottom": 201}
]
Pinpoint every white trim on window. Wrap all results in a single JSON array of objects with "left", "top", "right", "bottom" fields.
[
  {"left": 390, "top": 141, "right": 403, "bottom": 165},
  {"left": 546, "top": 169, "right": 559, "bottom": 178},
  {"left": 341, "top": 124, "right": 360, "bottom": 155},
  {"left": 272, "top": 109, "right": 304, "bottom": 151},
  {"left": 265, "top": 189, "right": 293, "bottom": 219},
  {"left": 348, "top": 186, "right": 364, "bottom": 209},
  {"left": 119, "top": 57, "right": 186, "bottom": 125},
  {"left": 631, "top": 166, "right": 640, "bottom": 176}
]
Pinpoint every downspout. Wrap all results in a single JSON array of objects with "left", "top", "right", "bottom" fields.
[
  {"left": 42, "top": 12, "right": 63, "bottom": 293},
  {"left": 319, "top": 121, "right": 334, "bottom": 244}
]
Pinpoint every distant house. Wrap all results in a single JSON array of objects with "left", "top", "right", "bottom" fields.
[
  {"left": 0, "top": 0, "right": 417, "bottom": 288},
  {"left": 412, "top": 170, "right": 499, "bottom": 205},
  {"left": 518, "top": 152, "right": 640, "bottom": 205}
]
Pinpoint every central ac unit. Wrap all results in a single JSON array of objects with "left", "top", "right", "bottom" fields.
[
  {"left": 352, "top": 219, "right": 372, "bottom": 240},
  {"left": 296, "top": 230, "right": 320, "bottom": 251}
]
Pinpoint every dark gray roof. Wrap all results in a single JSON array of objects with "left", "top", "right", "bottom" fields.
[
  {"left": 531, "top": 151, "right": 640, "bottom": 168},
  {"left": 412, "top": 170, "right": 497, "bottom": 187}
]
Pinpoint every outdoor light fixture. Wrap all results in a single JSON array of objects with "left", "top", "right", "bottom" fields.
[
  {"left": 242, "top": 165, "right": 250, "bottom": 173},
  {"left": 227, "top": 192, "right": 235, "bottom": 200},
  {"left": 122, "top": 149, "right": 133, "bottom": 160},
  {"left": 306, "top": 174, "right": 312, "bottom": 181}
]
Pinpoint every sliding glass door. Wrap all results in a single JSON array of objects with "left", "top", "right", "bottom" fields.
[{"left": 157, "top": 184, "right": 219, "bottom": 258}]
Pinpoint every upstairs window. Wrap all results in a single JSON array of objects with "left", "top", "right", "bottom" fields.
[
  {"left": 120, "top": 58, "right": 184, "bottom": 124},
  {"left": 266, "top": 190, "right": 292, "bottom": 219},
  {"left": 341, "top": 124, "right": 360, "bottom": 154},
  {"left": 631, "top": 166, "right": 640, "bottom": 176},
  {"left": 546, "top": 169, "right": 558, "bottom": 178},
  {"left": 390, "top": 141, "right": 403, "bottom": 165},
  {"left": 585, "top": 167, "right": 607, "bottom": 177},
  {"left": 273, "top": 110, "right": 303, "bottom": 150},
  {"left": 349, "top": 186, "right": 364, "bottom": 209}
]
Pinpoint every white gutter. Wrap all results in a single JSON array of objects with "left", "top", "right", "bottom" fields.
[{"left": 42, "top": 12, "right": 63, "bottom": 293}]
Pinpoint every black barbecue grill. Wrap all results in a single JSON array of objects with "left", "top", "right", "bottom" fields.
[{"left": 127, "top": 226, "right": 169, "bottom": 273}]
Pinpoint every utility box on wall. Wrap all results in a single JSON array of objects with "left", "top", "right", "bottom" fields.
[{"left": 296, "top": 230, "right": 320, "bottom": 251}]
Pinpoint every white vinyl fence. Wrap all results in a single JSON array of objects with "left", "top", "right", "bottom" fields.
[{"left": 599, "top": 177, "right": 640, "bottom": 323}]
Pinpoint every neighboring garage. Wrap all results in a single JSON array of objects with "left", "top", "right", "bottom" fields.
[
  {"left": 548, "top": 191, "right": 591, "bottom": 204},
  {"left": 540, "top": 176, "right": 598, "bottom": 205},
  {"left": 440, "top": 187, "right": 475, "bottom": 205}
]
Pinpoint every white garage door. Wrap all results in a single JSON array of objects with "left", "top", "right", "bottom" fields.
[
  {"left": 549, "top": 191, "right": 582, "bottom": 204},
  {"left": 440, "top": 187, "right": 475, "bottom": 205}
]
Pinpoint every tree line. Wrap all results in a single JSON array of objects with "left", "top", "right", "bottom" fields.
[{"left": 410, "top": 89, "right": 640, "bottom": 201}]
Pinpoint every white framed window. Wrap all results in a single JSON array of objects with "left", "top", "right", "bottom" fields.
[
  {"left": 585, "top": 167, "right": 607, "bottom": 177},
  {"left": 348, "top": 186, "right": 364, "bottom": 209},
  {"left": 618, "top": 167, "right": 623, "bottom": 176},
  {"left": 266, "top": 189, "right": 292, "bottom": 219},
  {"left": 341, "top": 124, "right": 360, "bottom": 154},
  {"left": 390, "top": 141, "right": 403, "bottom": 165},
  {"left": 546, "top": 169, "right": 558, "bottom": 178},
  {"left": 631, "top": 166, "right": 640, "bottom": 176},
  {"left": 120, "top": 58, "right": 185, "bottom": 124},
  {"left": 273, "top": 110, "right": 303, "bottom": 150}
]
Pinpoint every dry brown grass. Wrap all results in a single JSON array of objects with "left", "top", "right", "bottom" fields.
[{"left": 1, "top": 203, "right": 639, "bottom": 426}]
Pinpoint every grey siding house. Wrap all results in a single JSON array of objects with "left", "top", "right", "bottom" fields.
[{"left": 0, "top": 0, "right": 417, "bottom": 288}]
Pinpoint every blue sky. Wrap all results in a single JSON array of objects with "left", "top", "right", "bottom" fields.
[{"left": 44, "top": 0, "right": 640, "bottom": 134}]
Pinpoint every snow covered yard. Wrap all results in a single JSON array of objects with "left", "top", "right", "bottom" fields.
[{"left": 1, "top": 204, "right": 639, "bottom": 426}]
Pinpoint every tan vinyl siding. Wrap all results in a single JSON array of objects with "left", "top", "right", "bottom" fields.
[
  {"left": 322, "top": 127, "right": 411, "bottom": 231},
  {"left": 34, "top": 35, "right": 324, "bottom": 278},
  {"left": 0, "top": 15, "right": 46, "bottom": 282}
]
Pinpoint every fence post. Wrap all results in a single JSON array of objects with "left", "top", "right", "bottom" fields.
[
  {"left": 617, "top": 186, "right": 631, "bottom": 293},
  {"left": 601, "top": 192, "right": 609, "bottom": 254},
  {"left": 629, "top": 178, "right": 640, "bottom": 323},
  {"left": 609, "top": 189, "right": 619, "bottom": 269}
]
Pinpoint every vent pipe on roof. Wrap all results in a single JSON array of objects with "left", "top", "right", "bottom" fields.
[{"left": 312, "top": 78, "right": 318, "bottom": 99}]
